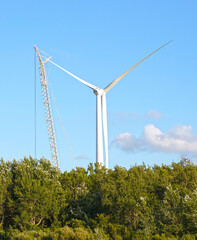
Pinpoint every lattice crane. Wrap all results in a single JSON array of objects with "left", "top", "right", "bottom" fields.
[{"left": 34, "top": 45, "right": 59, "bottom": 169}]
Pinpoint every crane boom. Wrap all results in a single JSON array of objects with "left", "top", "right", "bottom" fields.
[{"left": 34, "top": 45, "right": 59, "bottom": 169}]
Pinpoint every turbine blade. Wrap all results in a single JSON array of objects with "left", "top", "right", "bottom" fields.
[
  {"left": 102, "top": 94, "right": 108, "bottom": 168},
  {"left": 104, "top": 40, "right": 173, "bottom": 93},
  {"left": 47, "top": 58, "right": 100, "bottom": 91}
]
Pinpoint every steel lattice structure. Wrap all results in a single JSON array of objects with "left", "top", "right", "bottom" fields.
[{"left": 34, "top": 46, "right": 59, "bottom": 169}]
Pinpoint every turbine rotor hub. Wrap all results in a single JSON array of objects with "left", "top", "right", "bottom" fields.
[{"left": 94, "top": 89, "right": 105, "bottom": 96}]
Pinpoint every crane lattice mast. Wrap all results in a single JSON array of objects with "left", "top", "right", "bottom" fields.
[{"left": 34, "top": 45, "right": 59, "bottom": 169}]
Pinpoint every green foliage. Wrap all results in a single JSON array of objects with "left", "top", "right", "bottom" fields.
[
  {"left": 3, "top": 157, "right": 62, "bottom": 229},
  {"left": 0, "top": 229, "right": 6, "bottom": 240},
  {"left": 0, "top": 157, "right": 197, "bottom": 239},
  {"left": 0, "top": 159, "right": 11, "bottom": 229},
  {"left": 94, "top": 227, "right": 109, "bottom": 240},
  {"left": 49, "top": 226, "right": 75, "bottom": 240},
  {"left": 8, "top": 229, "right": 49, "bottom": 240}
]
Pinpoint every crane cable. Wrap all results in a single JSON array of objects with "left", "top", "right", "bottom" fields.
[
  {"left": 34, "top": 50, "right": 37, "bottom": 159},
  {"left": 47, "top": 77, "right": 76, "bottom": 168}
]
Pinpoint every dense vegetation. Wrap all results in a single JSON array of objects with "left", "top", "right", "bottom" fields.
[{"left": 0, "top": 157, "right": 196, "bottom": 239}]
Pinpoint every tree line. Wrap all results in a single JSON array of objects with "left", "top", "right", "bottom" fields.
[{"left": 0, "top": 157, "right": 196, "bottom": 239}]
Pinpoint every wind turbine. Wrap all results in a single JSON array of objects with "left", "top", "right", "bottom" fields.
[{"left": 47, "top": 41, "right": 172, "bottom": 168}]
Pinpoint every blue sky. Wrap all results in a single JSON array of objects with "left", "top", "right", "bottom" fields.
[{"left": 0, "top": 0, "right": 197, "bottom": 172}]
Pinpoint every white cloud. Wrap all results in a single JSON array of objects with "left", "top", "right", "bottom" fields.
[
  {"left": 75, "top": 154, "right": 89, "bottom": 160},
  {"left": 114, "top": 112, "right": 140, "bottom": 121},
  {"left": 113, "top": 110, "right": 162, "bottom": 121},
  {"left": 112, "top": 124, "right": 197, "bottom": 154},
  {"left": 169, "top": 125, "right": 195, "bottom": 141},
  {"left": 146, "top": 110, "right": 162, "bottom": 119},
  {"left": 112, "top": 133, "right": 143, "bottom": 151}
]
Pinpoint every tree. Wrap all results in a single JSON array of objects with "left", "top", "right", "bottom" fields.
[
  {"left": 0, "top": 159, "right": 11, "bottom": 229},
  {"left": 4, "top": 157, "right": 63, "bottom": 229}
]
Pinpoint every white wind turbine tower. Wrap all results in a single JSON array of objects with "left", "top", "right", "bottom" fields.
[{"left": 47, "top": 41, "right": 172, "bottom": 168}]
